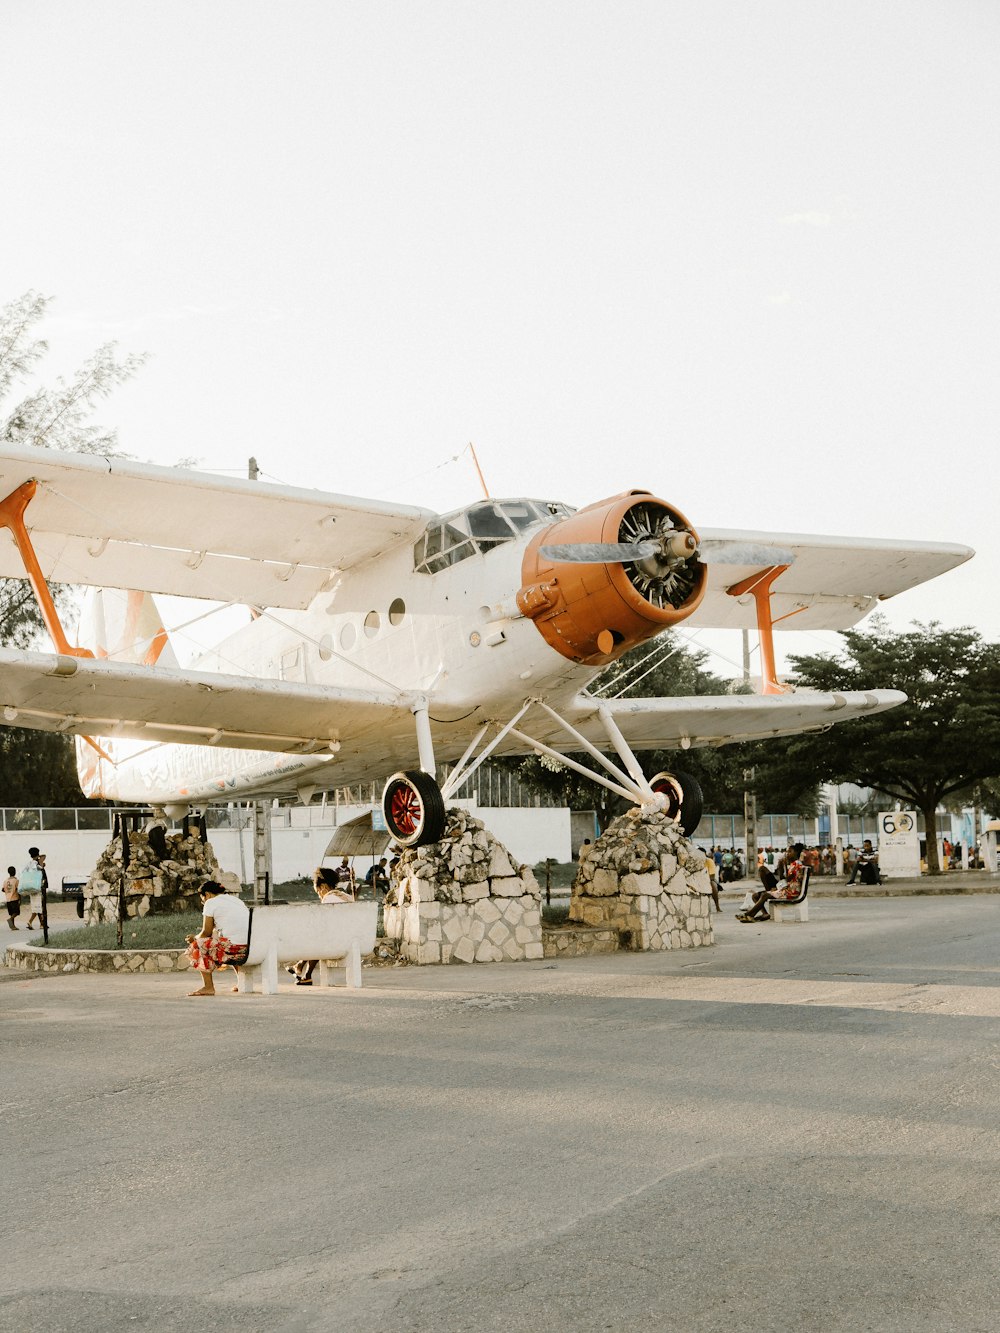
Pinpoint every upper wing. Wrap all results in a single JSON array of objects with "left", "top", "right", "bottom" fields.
[
  {"left": 0, "top": 445, "right": 435, "bottom": 609},
  {"left": 559, "top": 688, "right": 905, "bottom": 749},
  {"left": 689, "top": 527, "right": 973, "bottom": 631}
]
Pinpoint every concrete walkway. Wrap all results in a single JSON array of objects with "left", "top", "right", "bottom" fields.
[{"left": 4, "top": 892, "right": 1000, "bottom": 1331}]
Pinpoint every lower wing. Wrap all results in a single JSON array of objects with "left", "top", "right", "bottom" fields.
[
  {"left": 553, "top": 689, "right": 905, "bottom": 749},
  {"left": 0, "top": 648, "right": 414, "bottom": 755}
]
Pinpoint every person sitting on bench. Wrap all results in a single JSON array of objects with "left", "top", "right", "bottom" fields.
[
  {"left": 738, "top": 844, "right": 805, "bottom": 922},
  {"left": 288, "top": 867, "right": 353, "bottom": 985},
  {"left": 846, "top": 839, "right": 882, "bottom": 885}
]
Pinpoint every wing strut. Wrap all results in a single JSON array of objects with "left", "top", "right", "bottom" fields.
[
  {"left": 725, "top": 564, "right": 803, "bottom": 695},
  {"left": 0, "top": 480, "right": 93, "bottom": 659},
  {"left": 440, "top": 699, "right": 668, "bottom": 811}
]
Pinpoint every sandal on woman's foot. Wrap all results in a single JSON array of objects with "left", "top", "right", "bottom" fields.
[{"left": 296, "top": 978, "right": 312, "bottom": 986}]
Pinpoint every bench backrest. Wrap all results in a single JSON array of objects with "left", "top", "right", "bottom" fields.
[
  {"left": 786, "top": 864, "right": 811, "bottom": 904},
  {"left": 244, "top": 902, "right": 378, "bottom": 965}
]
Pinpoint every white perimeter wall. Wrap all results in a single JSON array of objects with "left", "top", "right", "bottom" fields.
[{"left": 14, "top": 802, "right": 572, "bottom": 888}]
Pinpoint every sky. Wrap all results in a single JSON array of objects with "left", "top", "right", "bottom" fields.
[{"left": 5, "top": 0, "right": 999, "bottom": 675}]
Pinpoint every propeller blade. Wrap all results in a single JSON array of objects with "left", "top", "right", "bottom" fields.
[
  {"left": 697, "top": 540, "right": 796, "bottom": 567},
  {"left": 539, "top": 541, "right": 660, "bottom": 564}
]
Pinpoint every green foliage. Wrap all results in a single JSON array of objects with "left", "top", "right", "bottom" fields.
[
  {"left": 776, "top": 617, "right": 1000, "bottom": 872},
  {"left": 0, "top": 728, "right": 82, "bottom": 806},
  {"left": 0, "top": 291, "right": 147, "bottom": 805}
]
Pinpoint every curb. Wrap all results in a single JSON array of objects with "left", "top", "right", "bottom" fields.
[{"left": 4, "top": 942, "right": 190, "bottom": 975}]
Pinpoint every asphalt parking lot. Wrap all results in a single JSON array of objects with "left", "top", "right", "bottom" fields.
[{"left": 3, "top": 894, "right": 1000, "bottom": 1332}]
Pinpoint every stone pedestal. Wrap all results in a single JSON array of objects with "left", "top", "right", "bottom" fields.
[
  {"left": 570, "top": 807, "right": 715, "bottom": 950},
  {"left": 383, "top": 808, "right": 543, "bottom": 964},
  {"left": 84, "top": 827, "right": 239, "bottom": 924}
]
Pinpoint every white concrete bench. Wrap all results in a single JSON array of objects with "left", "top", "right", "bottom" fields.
[
  {"left": 237, "top": 902, "right": 378, "bottom": 995},
  {"left": 768, "top": 866, "right": 811, "bottom": 923}
]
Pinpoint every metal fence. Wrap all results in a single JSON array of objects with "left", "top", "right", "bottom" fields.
[
  {"left": 696, "top": 813, "right": 909, "bottom": 846},
  {"left": 0, "top": 801, "right": 921, "bottom": 843}
]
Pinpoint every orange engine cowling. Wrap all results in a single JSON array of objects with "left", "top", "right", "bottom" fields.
[{"left": 517, "top": 490, "right": 708, "bottom": 666}]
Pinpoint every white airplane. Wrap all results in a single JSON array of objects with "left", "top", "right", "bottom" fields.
[{"left": 0, "top": 444, "right": 973, "bottom": 845}]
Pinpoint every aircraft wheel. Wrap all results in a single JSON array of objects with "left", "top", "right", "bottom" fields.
[
  {"left": 649, "top": 769, "right": 703, "bottom": 837},
  {"left": 382, "top": 770, "right": 446, "bottom": 848}
]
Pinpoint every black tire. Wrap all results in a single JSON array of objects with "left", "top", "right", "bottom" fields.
[
  {"left": 382, "top": 770, "right": 447, "bottom": 848},
  {"left": 649, "top": 769, "right": 703, "bottom": 837}
]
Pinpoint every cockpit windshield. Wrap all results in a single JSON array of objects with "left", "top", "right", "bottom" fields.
[{"left": 413, "top": 499, "right": 575, "bottom": 574}]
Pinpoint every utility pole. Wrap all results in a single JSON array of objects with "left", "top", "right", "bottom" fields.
[
  {"left": 247, "top": 456, "right": 271, "bottom": 900},
  {"left": 744, "top": 767, "right": 757, "bottom": 878},
  {"left": 253, "top": 801, "right": 272, "bottom": 904},
  {"left": 741, "top": 632, "right": 757, "bottom": 874}
]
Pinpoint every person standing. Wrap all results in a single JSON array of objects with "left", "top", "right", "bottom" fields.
[
  {"left": 700, "top": 847, "right": 721, "bottom": 914},
  {"left": 21, "top": 847, "right": 44, "bottom": 930},
  {"left": 3, "top": 866, "right": 20, "bottom": 930}
]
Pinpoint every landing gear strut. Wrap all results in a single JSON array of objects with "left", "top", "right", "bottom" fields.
[{"left": 381, "top": 770, "right": 446, "bottom": 848}]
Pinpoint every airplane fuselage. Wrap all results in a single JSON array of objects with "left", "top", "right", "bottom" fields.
[{"left": 80, "top": 510, "right": 604, "bottom": 806}]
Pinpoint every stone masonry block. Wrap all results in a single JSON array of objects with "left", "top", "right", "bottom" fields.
[
  {"left": 452, "top": 937, "right": 476, "bottom": 964},
  {"left": 659, "top": 852, "right": 678, "bottom": 881},
  {"left": 589, "top": 867, "right": 620, "bottom": 897},
  {"left": 491, "top": 877, "right": 523, "bottom": 897},
  {"left": 687, "top": 868, "right": 712, "bottom": 897},
  {"left": 443, "top": 914, "right": 467, "bottom": 944},
  {"left": 620, "top": 871, "right": 659, "bottom": 898},
  {"left": 488, "top": 846, "right": 516, "bottom": 878}
]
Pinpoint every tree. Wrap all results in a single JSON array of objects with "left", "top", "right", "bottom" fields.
[
  {"left": 0, "top": 291, "right": 147, "bottom": 805},
  {"left": 1, "top": 291, "right": 147, "bottom": 455},
  {"left": 774, "top": 617, "right": 1000, "bottom": 873}
]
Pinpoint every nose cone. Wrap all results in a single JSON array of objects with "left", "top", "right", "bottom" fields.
[{"left": 516, "top": 490, "right": 708, "bottom": 665}]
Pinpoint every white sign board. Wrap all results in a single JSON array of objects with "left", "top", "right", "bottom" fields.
[{"left": 877, "top": 811, "right": 920, "bottom": 878}]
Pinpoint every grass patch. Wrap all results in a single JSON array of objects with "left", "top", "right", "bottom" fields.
[
  {"left": 541, "top": 902, "right": 571, "bottom": 926},
  {"left": 28, "top": 912, "right": 203, "bottom": 951}
]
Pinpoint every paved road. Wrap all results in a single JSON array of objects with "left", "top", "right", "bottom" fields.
[{"left": 3, "top": 895, "right": 1000, "bottom": 1332}]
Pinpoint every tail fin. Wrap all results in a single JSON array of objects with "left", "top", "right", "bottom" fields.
[
  {"left": 74, "top": 588, "right": 177, "bottom": 799},
  {"left": 76, "top": 587, "right": 178, "bottom": 667}
]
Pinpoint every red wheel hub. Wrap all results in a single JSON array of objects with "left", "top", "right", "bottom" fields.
[{"left": 389, "top": 783, "right": 422, "bottom": 837}]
